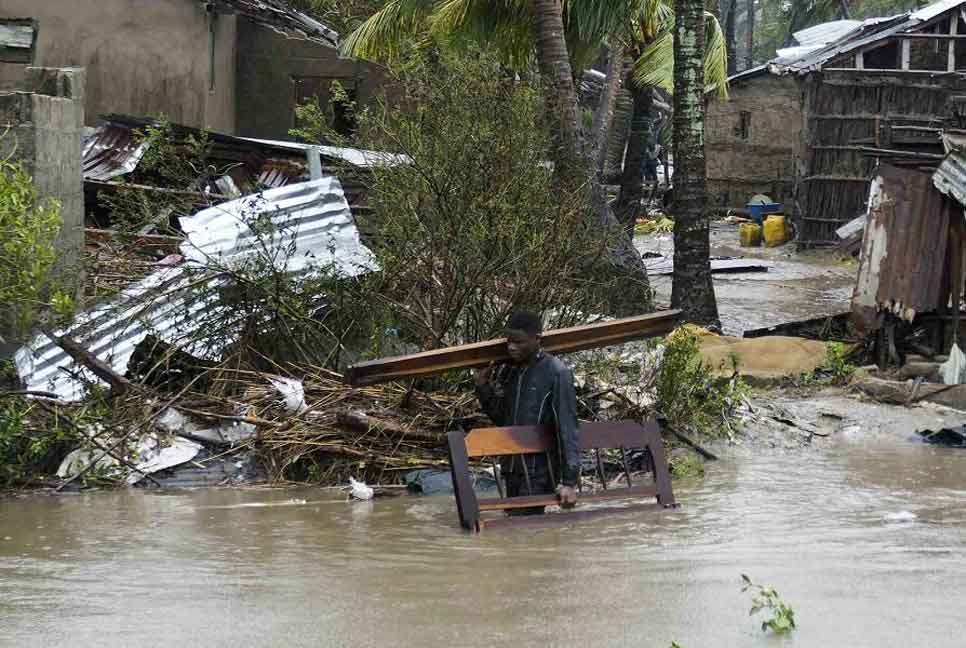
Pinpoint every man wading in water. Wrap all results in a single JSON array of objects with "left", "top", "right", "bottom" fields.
[{"left": 473, "top": 312, "right": 580, "bottom": 515}]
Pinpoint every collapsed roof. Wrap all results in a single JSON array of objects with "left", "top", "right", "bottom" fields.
[
  {"left": 731, "top": 0, "right": 966, "bottom": 81},
  {"left": 213, "top": 0, "right": 339, "bottom": 47}
]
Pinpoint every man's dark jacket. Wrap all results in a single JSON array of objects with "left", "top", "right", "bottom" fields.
[{"left": 474, "top": 352, "right": 580, "bottom": 487}]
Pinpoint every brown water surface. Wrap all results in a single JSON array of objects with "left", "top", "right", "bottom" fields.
[{"left": 3, "top": 425, "right": 966, "bottom": 647}]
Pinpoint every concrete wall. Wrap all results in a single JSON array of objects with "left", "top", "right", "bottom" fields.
[
  {"left": 0, "top": 0, "right": 236, "bottom": 132},
  {"left": 706, "top": 74, "right": 805, "bottom": 208},
  {"left": 0, "top": 66, "right": 85, "bottom": 348},
  {"left": 235, "top": 18, "right": 387, "bottom": 139}
]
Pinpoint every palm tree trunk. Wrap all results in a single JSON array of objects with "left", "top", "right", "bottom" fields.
[
  {"left": 532, "top": 0, "right": 582, "bottom": 172},
  {"left": 672, "top": 0, "right": 720, "bottom": 328},
  {"left": 615, "top": 83, "right": 655, "bottom": 234},
  {"left": 603, "top": 60, "right": 634, "bottom": 183},
  {"left": 744, "top": 0, "right": 755, "bottom": 70},
  {"left": 592, "top": 45, "right": 625, "bottom": 181},
  {"left": 725, "top": 0, "right": 737, "bottom": 75},
  {"left": 531, "top": 0, "right": 653, "bottom": 315}
]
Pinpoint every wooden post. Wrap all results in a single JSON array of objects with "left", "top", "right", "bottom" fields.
[
  {"left": 446, "top": 431, "right": 480, "bottom": 531},
  {"left": 950, "top": 219, "right": 964, "bottom": 347},
  {"left": 856, "top": 50, "right": 864, "bottom": 69},
  {"left": 950, "top": 16, "right": 959, "bottom": 72},
  {"left": 901, "top": 39, "right": 911, "bottom": 69}
]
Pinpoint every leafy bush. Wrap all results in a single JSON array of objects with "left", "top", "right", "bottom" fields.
[
  {"left": 0, "top": 159, "right": 72, "bottom": 341},
  {"left": 0, "top": 399, "right": 81, "bottom": 486},
  {"left": 798, "top": 341, "right": 856, "bottom": 387},
  {"left": 294, "top": 47, "right": 624, "bottom": 352},
  {"left": 98, "top": 118, "right": 212, "bottom": 234},
  {"left": 654, "top": 325, "right": 746, "bottom": 437}
]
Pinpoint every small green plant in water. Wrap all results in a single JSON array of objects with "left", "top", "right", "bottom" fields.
[{"left": 741, "top": 574, "right": 796, "bottom": 635}]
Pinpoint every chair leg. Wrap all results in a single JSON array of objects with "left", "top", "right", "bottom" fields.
[
  {"left": 447, "top": 431, "right": 480, "bottom": 530},
  {"left": 642, "top": 419, "right": 676, "bottom": 507}
]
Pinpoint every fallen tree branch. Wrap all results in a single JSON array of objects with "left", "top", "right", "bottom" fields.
[
  {"left": 660, "top": 421, "right": 719, "bottom": 461},
  {"left": 43, "top": 330, "right": 134, "bottom": 396},
  {"left": 35, "top": 400, "right": 162, "bottom": 488},
  {"left": 55, "top": 377, "right": 202, "bottom": 492},
  {"left": 0, "top": 390, "right": 62, "bottom": 400}
]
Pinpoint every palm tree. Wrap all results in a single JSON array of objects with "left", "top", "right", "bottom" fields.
[
  {"left": 610, "top": 5, "right": 727, "bottom": 231},
  {"left": 671, "top": 0, "right": 720, "bottom": 327},
  {"left": 343, "top": 0, "right": 662, "bottom": 315}
]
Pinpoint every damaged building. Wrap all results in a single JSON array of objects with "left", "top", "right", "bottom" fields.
[
  {"left": 707, "top": 0, "right": 966, "bottom": 244},
  {"left": 0, "top": 0, "right": 385, "bottom": 139}
]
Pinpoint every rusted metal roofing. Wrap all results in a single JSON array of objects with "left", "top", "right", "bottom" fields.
[
  {"left": 215, "top": 0, "right": 338, "bottom": 46},
  {"left": 852, "top": 164, "right": 955, "bottom": 331},
  {"left": 83, "top": 115, "right": 311, "bottom": 190},
  {"left": 82, "top": 124, "right": 148, "bottom": 181},
  {"left": 933, "top": 148, "right": 966, "bottom": 206}
]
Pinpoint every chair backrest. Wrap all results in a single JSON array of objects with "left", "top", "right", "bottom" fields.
[{"left": 447, "top": 418, "right": 676, "bottom": 531}]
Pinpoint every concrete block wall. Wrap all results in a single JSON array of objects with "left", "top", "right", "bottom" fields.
[{"left": 0, "top": 66, "right": 85, "bottom": 345}]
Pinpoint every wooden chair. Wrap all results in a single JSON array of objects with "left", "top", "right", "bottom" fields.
[{"left": 446, "top": 419, "right": 676, "bottom": 531}]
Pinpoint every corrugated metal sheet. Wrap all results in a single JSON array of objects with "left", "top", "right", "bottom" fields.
[
  {"left": 241, "top": 137, "right": 410, "bottom": 168},
  {"left": 766, "top": 0, "right": 966, "bottom": 75},
  {"left": 15, "top": 177, "right": 377, "bottom": 401},
  {"left": 852, "top": 164, "right": 954, "bottom": 331},
  {"left": 792, "top": 19, "right": 862, "bottom": 47},
  {"left": 82, "top": 117, "right": 312, "bottom": 190},
  {"left": 933, "top": 149, "right": 966, "bottom": 206},
  {"left": 82, "top": 124, "right": 149, "bottom": 181}
]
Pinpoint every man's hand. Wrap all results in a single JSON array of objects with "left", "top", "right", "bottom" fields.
[
  {"left": 557, "top": 484, "right": 577, "bottom": 509},
  {"left": 472, "top": 363, "right": 493, "bottom": 387}
]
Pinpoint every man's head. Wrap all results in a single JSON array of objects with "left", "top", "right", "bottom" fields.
[{"left": 505, "top": 311, "right": 543, "bottom": 364}]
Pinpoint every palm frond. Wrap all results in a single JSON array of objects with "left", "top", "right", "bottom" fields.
[
  {"left": 631, "top": 10, "right": 729, "bottom": 98},
  {"left": 340, "top": 0, "right": 437, "bottom": 61},
  {"left": 704, "top": 10, "right": 729, "bottom": 99},
  {"left": 432, "top": 0, "right": 535, "bottom": 68}
]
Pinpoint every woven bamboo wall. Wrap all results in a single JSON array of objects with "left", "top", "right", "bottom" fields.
[{"left": 799, "top": 70, "right": 962, "bottom": 245}]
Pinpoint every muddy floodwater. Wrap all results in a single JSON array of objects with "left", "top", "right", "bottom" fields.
[
  {"left": 3, "top": 405, "right": 966, "bottom": 648},
  {"left": 638, "top": 223, "right": 856, "bottom": 335}
]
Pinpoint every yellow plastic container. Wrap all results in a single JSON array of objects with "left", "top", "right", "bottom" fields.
[
  {"left": 739, "top": 222, "right": 762, "bottom": 247},
  {"left": 763, "top": 214, "right": 789, "bottom": 247}
]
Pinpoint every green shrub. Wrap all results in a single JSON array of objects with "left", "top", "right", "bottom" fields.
[
  {"left": 292, "top": 47, "right": 622, "bottom": 352},
  {"left": 655, "top": 325, "right": 746, "bottom": 438},
  {"left": 0, "top": 159, "right": 70, "bottom": 341},
  {"left": 98, "top": 117, "right": 212, "bottom": 234},
  {"left": 0, "top": 399, "right": 81, "bottom": 486}
]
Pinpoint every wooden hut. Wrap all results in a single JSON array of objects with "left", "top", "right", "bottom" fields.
[{"left": 706, "top": 0, "right": 966, "bottom": 244}]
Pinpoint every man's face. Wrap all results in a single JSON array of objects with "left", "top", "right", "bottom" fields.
[{"left": 506, "top": 328, "right": 540, "bottom": 364}]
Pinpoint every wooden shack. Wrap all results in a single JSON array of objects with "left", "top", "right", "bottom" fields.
[{"left": 707, "top": 0, "right": 966, "bottom": 244}]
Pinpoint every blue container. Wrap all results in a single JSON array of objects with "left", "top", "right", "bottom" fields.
[{"left": 746, "top": 202, "right": 782, "bottom": 224}]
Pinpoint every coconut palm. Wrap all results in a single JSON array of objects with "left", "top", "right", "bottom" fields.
[
  {"left": 607, "top": 4, "right": 727, "bottom": 232},
  {"left": 343, "top": 0, "right": 669, "bottom": 315},
  {"left": 671, "top": 0, "right": 720, "bottom": 327}
]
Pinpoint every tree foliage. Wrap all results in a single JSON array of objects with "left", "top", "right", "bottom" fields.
[
  {"left": 296, "top": 49, "right": 626, "bottom": 350},
  {"left": 0, "top": 159, "right": 70, "bottom": 341}
]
